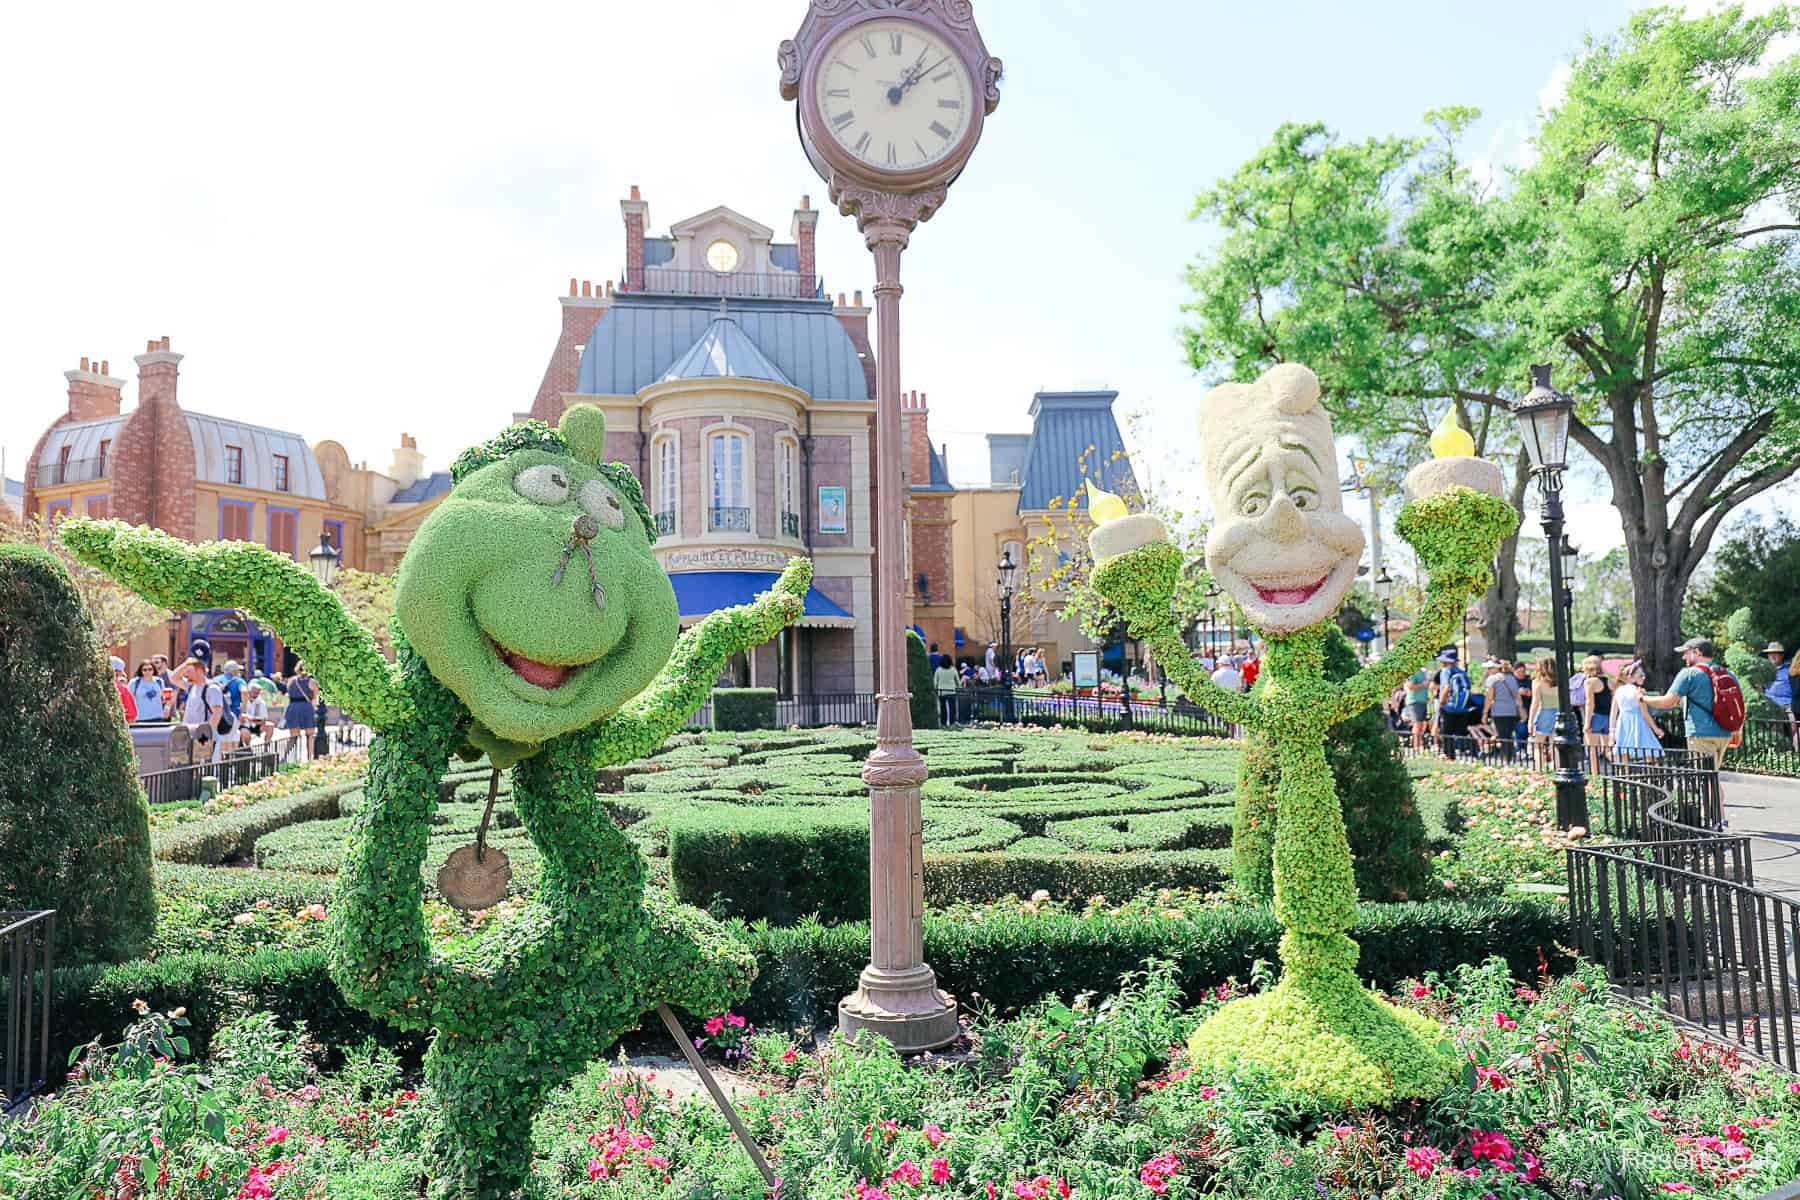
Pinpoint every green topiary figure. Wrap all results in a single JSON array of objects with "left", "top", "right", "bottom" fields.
[
  {"left": 0, "top": 543, "right": 155, "bottom": 964},
  {"left": 907, "top": 628, "right": 939, "bottom": 731},
  {"left": 1088, "top": 365, "right": 1515, "bottom": 1107},
  {"left": 1724, "top": 607, "right": 1782, "bottom": 720},
  {"left": 61, "top": 405, "right": 808, "bottom": 1198},
  {"left": 1234, "top": 625, "right": 1427, "bottom": 902}
]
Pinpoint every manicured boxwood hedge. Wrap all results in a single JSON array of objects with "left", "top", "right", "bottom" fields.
[
  {"left": 152, "top": 780, "right": 363, "bottom": 865},
  {"left": 667, "top": 807, "right": 869, "bottom": 923},
  {"left": 27, "top": 893, "right": 1571, "bottom": 1076},
  {"left": 711, "top": 687, "right": 778, "bottom": 731}
]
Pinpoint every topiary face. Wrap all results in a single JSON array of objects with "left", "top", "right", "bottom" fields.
[{"left": 395, "top": 406, "right": 679, "bottom": 745}]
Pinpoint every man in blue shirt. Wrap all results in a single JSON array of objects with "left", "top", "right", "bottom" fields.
[
  {"left": 1646, "top": 637, "right": 1731, "bottom": 767},
  {"left": 218, "top": 659, "right": 246, "bottom": 718},
  {"left": 1767, "top": 641, "right": 1795, "bottom": 750}
]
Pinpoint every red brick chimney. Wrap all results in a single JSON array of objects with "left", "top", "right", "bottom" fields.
[
  {"left": 834, "top": 290, "right": 875, "bottom": 397},
  {"left": 903, "top": 389, "right": 932, "bottom": 490},
  {"left": 64, "top": 355, "right": 125, "bottom": 421},
  {"left": 530, "top": 275, "right": 612, "bottom": 423},
  {"left": 792, "top": 195, "right": 818, "bottom": 296},
  {"left": 620, "top": 185, "right": 648, "bottom": 292},
  {"left": 111, "top": 336, "right": 197, "bottom": 537}
]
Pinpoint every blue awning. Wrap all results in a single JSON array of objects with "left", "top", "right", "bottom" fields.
[{"left": 669, "top": 571, "right": 855, "bottom": 629}]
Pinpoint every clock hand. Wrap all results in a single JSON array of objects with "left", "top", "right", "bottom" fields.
[{"left": 902, "top": 56, "right": 948, "bottom": 95}]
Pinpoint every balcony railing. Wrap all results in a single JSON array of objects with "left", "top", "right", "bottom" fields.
[
  {"left": 781, "top": 511, "right": 801, "bottom": 539},
  {"left": 653, "top": 510, "right": 676, "bottom": 537},
  {"left": 708, "top": 506, "right": 752, "bottom": 533},
  {"left": 630, "top": 268, "right": 825, "bottom": 300},
  {"left": 36, "top": 456, "right": 108, "bottom": 487}
]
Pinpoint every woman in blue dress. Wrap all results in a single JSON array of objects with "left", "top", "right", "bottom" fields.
[
  {"left": 280, "top": 663, "right": 318, "bottom": 757},
  {"left": 1609, "top": 660, "right": 1664, "bottom": 759}
]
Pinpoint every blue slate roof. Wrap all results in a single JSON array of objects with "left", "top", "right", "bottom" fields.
[
  {"left": 644, "top": 237, "right": 675, "bottom": 266},
  {"left": 660, "top": 315, "right": 794, "bottom": 386},
  {"left": 769, "top": 243, "right": 799, "bottom": 271},
  {"left": 669, "top": 570, "right": 853, "bottom": 626},
  {"left": 914, "top": 441, "right": 954, "bottom": 493},
  {"left": 577, "top": 294, "right": 868, "bottom": 401},
  {"left": 4, "top": 476, "right": 22, "bottom": 498},
  {"left": 391, "top": 471, "right": 452, "bottom": 504},
  {"left": 1017, "top": 390, "right": 1138, "bottom": 513}
]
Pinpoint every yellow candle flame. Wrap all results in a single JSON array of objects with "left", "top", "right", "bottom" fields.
[
  {"left": 1085, "top": 478, "right": 1130, "bottom": 524},
  {"left": 1430, "top": 407, "right": 1476, "bottom": 459}
]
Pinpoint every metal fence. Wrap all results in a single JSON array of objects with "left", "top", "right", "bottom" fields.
[
  {"left": 1730, "top": 715, "right": 1800, "bottom": 778},
  {"left": 683, "top": 692, "right": 881, "bottom": 730},
  {"left": 139, "top": 750, "right": 279, "bottom": 805},
  {"left": 964, "top": 688, "right": 1239, "bottom": 738},
  {"left": 1567, "top": 756, "right": 1800, "bottom": 1070},
  {"left": 2, "top": 910, "right": 56, "bottom": 1113}
]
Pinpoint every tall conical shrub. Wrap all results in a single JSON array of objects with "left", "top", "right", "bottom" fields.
[
  {"left": 0, "top": 543, "right": 155, "bottom": 962},
  {"left": 908, "top": 628, "right": 939, "bottom": 730}
]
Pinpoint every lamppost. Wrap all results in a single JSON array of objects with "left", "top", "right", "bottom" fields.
[
  {"left": 306, "top": 531, "right": 342, "bottom": 759},
  {"left": 782, "top": 1, "right": 1001, "bottom": 1053},
  {"left": 1374, "top": 566, "right": 1394, "bottom": 654},
  {"left": 1512, "top": 363, "right": 1588, "bottom": 830},
  {"left": 1204, "top": 581, "right": 1222, "bottom": 660},
  {"left": 1560, "top": 539, "right": 1579, "bottom": 637},
  {"left": 996, "top": 547, "right": 1016, "bottom": 683}
]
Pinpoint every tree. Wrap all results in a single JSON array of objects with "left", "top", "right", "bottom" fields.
[
  {"left": 1685, "top": 516, "right": 1800, "bottom": 655},
  {"left": 331, "top": 566, "right": 398, "bottom": 658},
  {"left": 1186, "top": 5, "right": 1800, "bottom": 682},
  {"left": 0, "top": 543, "right": 155, "bottom": 963},
  {"left": 0, "top": 517, "right": 168, "bottom": 650}
]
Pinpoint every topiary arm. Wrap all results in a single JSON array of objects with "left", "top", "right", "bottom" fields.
[
  {"left": 1091, "top": 540, "right": 1261, "bottom": 728},
  {"left": 58, "top": 518, "right": 411, "bottom": 731},
  {"left": 1328, "top": 487, "right": 1518, "bottom": 723},
  {"left": 584, "top": 558, "right": 811, "bottom": 766}
]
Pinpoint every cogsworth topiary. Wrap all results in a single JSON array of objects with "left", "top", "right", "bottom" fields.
[
  {"left": 1089, "top": 364, "right": 1515, "bottom": 1107},
  {"left": 62, "top": 404, "right": 809, "bottom": 1198}
]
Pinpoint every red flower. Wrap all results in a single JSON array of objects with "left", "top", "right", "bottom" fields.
[{"left": 931, "top": 1158, "right": 951, "bottom": 1185}]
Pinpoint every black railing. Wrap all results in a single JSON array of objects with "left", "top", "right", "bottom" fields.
[
  {"left": 708, "top": 506, "right": 752, "bottom": 533},
  {"left": 139, "top": 750, "right": 279, "bottom": 805},
  {"left": 781, "top": 511, "right": 801, "bottom": 539},
  {"left": 2, "top": 910, "right": 56, "bottom": 1113},
  {"left": 35, "top": 456, "right": 107, "bottom": 487},
  {"left": 633, "top": 267, "right": 825, "bottom": 300},
  {"left": 654, "top": 510, "right": 676, "bottom": 537},
  {"left": 963, "top": 687, "right": 1239, "bottom": 738},
  {"left": 683, "top": 691, "right": 880, "bottom": 729},
  {"left": 1729, "top": 715, "right": 1800, "bottom": 778}
]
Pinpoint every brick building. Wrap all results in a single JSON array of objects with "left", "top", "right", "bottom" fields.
[{"left": 526, "top": 187, "right": 888, "bottom": 695}]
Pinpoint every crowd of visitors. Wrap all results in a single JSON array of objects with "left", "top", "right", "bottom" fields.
[{"left": 108, "top": 641, "right": 329, "bottom": 764}]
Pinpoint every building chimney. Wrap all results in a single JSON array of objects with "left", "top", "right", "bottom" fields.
[
  {"left": 621, "top": 185, "right": 649, "bottom": 292},
  {"left": 64, "top": 353, "right": 126, "bottom": 421},
  {"left": 792, "top": 198, "right": 819, "bottom": 297},
  {"left": 903, "top": 389, "right": 932, "bottom": 490},
  {"left": 135, "top": 337, "right": 182, "bottom": 409},
  {"left": 390, "top": 432, "right": 425, "bottom": 488}
]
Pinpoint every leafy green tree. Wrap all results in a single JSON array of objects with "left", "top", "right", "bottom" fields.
[
  {"left": 0, "top": 543, "right": 155, "bottom": 963},
  {"left": 0, "top": 516, "right": 168, "bottom": 651},
  {"left": 1686, "top": 516, "right": 1800, "bottom": 655},
  {"left": 1186, "top": 5, "right": 1800, "bottom": 682}
]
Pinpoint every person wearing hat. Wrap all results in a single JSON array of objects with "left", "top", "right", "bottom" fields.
[
  {"left": 1432, "top": 647, "right": 1477, "bottom": 757},
  {"left": 1767, "top": 641, "right": 1796, "bottom": 750},
  {"left": 1646, "top": 637, "right": 1735, "bottom": 768},
  {"left": 218, "top": 659, "right": 246, "bottom": 722},
  {"left": 109, "top": 655, "right": 138, "bottom": 721}
]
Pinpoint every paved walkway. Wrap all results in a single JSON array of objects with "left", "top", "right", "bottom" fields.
[{"left": 1722, "top": 771, "right": 1800, "bottom": 898}]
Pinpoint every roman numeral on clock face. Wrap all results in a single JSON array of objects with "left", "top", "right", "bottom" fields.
[
  {"left": 887, "top": 142, "right": 897, "bottom": 165},
  {"left": 832, "top": 110, "right": 855, "bottom": 130},
  {"left": 827, "top": 88, "right": 849, "bottom": 98},
  {"left": 859, "top": 34, "right": 876, "bottom": 58},
  {"left": 853, "top": 131, "right": 872, "bottom": 156},
  {"left": 929, "top": 120, "right": 953, "bottom": 140},
  {"left": 890, "top": 31, "right": 903, "bottom": 54}
]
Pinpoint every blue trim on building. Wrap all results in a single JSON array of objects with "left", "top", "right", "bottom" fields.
[
  {"left": 322, "top": 518, "right": 345, "bottom": 553},
  {"left": 668, "top": 571, "right": 853, "bottom": 622},
  {"left": 218, "top": 497, "right": 254, "bottom": 540},
  {"left": 85, "top": 493, "right": 111, "bottom": 516},
  {"left": 266, "top": 504, "right": 300, "bottom": 560}
]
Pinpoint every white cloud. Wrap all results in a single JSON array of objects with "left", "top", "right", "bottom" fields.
[{"left": 1536, "top": 62, "right": 1574, "bottom": 118}]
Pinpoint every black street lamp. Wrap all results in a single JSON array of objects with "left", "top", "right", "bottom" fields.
[
  {"left": 306, "top": 531, "right": 343, "bottom": 758},
  {"left": 1561, "top": 538, "right": 1579, "bottom": 635},
  {"left": 1374, "top": 566, "right": 1394, "bottom": 654},
  {"left": 1203, "top": 581, "right": 1222, "bottom": 659},
  {"left": 1513, "top": 363, "right": 1589, "bottom": 830},
  {"left": 995, "top": 547, "right": 1017, "bottom": 680}
]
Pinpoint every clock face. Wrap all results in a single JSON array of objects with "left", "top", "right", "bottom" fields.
[{"left": 812, "top": 19, "right": 975, "bottom": 173}]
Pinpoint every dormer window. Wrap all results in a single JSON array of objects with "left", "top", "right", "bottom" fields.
[
  {"left": 225, "top": 445, "right": 244, "bottom": 485},
  {"left": 272, "top": 454, "right": 290, "bottom": 492},
  {"left": 706, "top": 240, "right": 740, "bottom": 273}
]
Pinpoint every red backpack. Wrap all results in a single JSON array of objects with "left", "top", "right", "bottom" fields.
[{"left": 1699, "top": 664, "right": 1747, "bottom": 733}]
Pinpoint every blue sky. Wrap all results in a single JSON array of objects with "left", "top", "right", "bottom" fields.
[{"left": 8, "top": 0, "right": 1783, "bottom": 557}]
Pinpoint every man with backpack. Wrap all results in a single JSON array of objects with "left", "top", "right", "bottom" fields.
[
  {"left": 1646, "top": 637, "right": 1745, "bottom": 769},
  {"left": 1434, "top": 648, "right": 1479, "bottom": 758}
]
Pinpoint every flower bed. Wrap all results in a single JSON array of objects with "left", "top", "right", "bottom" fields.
[
  {"left": 1432, "top": 763, "right": 1596, "bottom": 897},
  {"left": 10, "top": 957, "right": 1800, "bottom": 1199}
]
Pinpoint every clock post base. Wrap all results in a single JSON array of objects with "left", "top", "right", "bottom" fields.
[{"left": 838, "top": 963, "right": 960, "bottom": 1053}]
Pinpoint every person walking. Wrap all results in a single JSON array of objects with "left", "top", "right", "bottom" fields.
[
  {"left": 1766, "top": 642, "right": 1796, "bottom": 752},
  {"left": 1434, "top": 648, "right": 1478, "bottom": 758},
  {"left": 932, "top": 657, "right": 959, "bottom": 727},
  {"left": 1610, "top": 660, "right": 1664, "bottom": 759},
  {"left": 1580, "top": 654, "right": 1613, "bottom": 773},
  {"left": 176, "top": 656, "right": 236, "bottom": 762},
  {"left": 1404, "top": 667, "right": 1432, "bottom": 753},
  {"left": 129, "top": 659, "right": 167, "bottom": 718},
  {"left": 219, "top": 659, "right": 246, "bottom": 720},
  {"left": 1529, "top": 658, "right": 1561, "bottom": 767},
  {"left": 281, "top": 662, "right": 319, "bottom": 760},
  {"left": 1483, "top": 658, "right": 1522, "bottom": 760},
  {"left": 1646, "top": 637, "right": 1742, "bottom": 769}
]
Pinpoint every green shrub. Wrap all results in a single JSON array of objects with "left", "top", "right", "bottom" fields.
[
  {"left": 710, "top": 687, "right": 778, "bottom": 731},
  {"left": 924, "top": 848, "right": 1233, "bottom": 906},
  {"left": 1234, "top": 626, "right": 1430, "bottom": 901},
  {"left": 666, "top": 808, "right": 869, "bottom": 923},
  {"left": 151, "top": 780, "right": 360, "bottom": 865},
  {"left": 0, "top": 543, "right": 154, "bottom": 963},
  {"left": 907, "top": 627, "right": 938, "bottom": 730}
]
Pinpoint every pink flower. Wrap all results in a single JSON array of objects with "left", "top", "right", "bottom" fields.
[
  {"left": 1404, "top": 1146, "right": 1442, "bottom": 1178},
  {"left": 782, "top": 1047, "right": 798, "bottom": 1064},
  {"left": 1332, "top": 1124, "right": 1353, "bottom": 1140},
  {"left": 1195, "top": 1085, "right": 1217, "bottom": 1100},
  {"left": 1661, "top": 1185, "right": 1694, "bottom": 1194},
  {"left": 1140, "top": 1151, "right": 1181, "bottom": 1194},
  {"left": 727, "top": 1013, "right": 747, "bottom": 1028},
  {"left": 237, "top": 1169, "right": 274, "bottom": 1200},
  {"left": 890, "top": 1160, "right": 923, "bottom": 1187},
  {"left": 588, "top": 1157, "right": 605, "bottom": 1181},
  {"left": 703, "top": 1016, "right": 726, "bottom": 1037},
  {"left": 1470, "top": 1130, "right": 1515, "bottom": 1164},
  {"left": 1493, "top": 1012, "right": 1518, "bottom": 1031},
  {"left": 923, "top": 1122, "right": 947, "bottom": 1147},
  {"left": 1474, "top": 1064, "right": 1512, "bottom": 1090},
  {"left": 931, "top": 1158, "right": 950, "bottom": 1185},
  {"left": 260, "top": 1126, "right": 289, "bottom": 1144},
  {"left": 1412, "top": 984, "right": 1431, "bottom": 999},
  {"left": 1520, "top": 1152, "right": 1542, "bottom": 1182}
]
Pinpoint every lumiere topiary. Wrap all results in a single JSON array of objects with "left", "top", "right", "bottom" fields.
[
  {"left": 61, "top": 404, "right": 809, "bottom": 1198},
  {"left": 1088, "top": 364, "right": 1515, "bottom": 1106}
]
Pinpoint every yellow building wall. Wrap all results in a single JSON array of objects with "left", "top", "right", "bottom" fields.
[{"left": 947, "top": 486, "right": 1027, "bottom": 667}]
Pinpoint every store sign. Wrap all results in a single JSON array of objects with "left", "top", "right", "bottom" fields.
[
  {"left": 663, "top": 547, "right": 790, "bottom": 572},
  {"left": 818, "top": 485, "right": 847, "bottom": 534},
  {"left": 1072, "top": 650, "right": 1100, "bottom": 689},
  {"left": 211, "top": 615, "right": 248, "bottom": 635}
]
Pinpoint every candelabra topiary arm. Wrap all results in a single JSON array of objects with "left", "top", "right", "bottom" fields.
[
  {"left": 582, "top": 558, "right": 811, "bottom": 767},
  {"left": 1091, "top": 540, "right": 1261, "bottom": 729},
  {"left": 1329, "top": 487, "right": 1518, "bottom": 723},
  {"left": 59, "top": 518, "right": 410, "bottom": 730}
]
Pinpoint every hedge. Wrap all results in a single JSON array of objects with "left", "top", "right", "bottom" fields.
[
  {"left": 23, "top": 894, "right": 1573, "bottom": 1077},
  {"left": 922, "top": 848, "right": 1235, "bottom": 906},
  {"left": 711, "top": 687, "right": 778, "bottom": 731},
  {"left": 152, "top": 780, "right": 363, "bottom": 866},
  {"left": 667, "top": 807, "right": 869, "bottom": 923}
]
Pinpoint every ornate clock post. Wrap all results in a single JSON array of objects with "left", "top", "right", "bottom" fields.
[{"left": 780, "top": 0, "right": 1001, "bottom": 1052}]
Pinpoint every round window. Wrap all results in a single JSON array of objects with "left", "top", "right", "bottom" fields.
[{"left": 705, "top": 240, "right": 740, "bottom": 273}]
